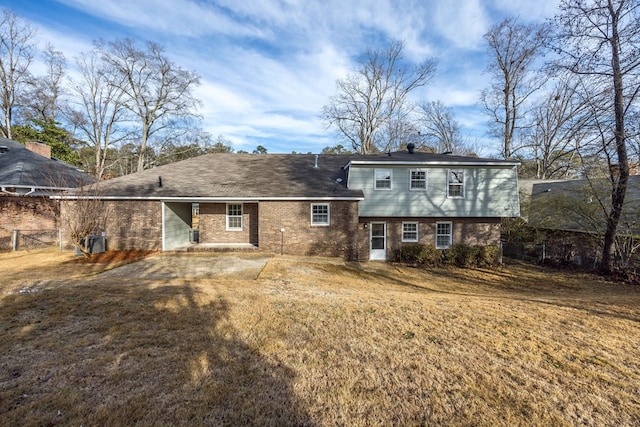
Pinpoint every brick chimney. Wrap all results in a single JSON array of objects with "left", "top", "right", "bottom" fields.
[{"left": 25, "top": 141, "right": 51, "bottom": 159}]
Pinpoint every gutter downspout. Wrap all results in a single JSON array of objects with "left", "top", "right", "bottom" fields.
[
  {"left": 1, "top": 186, "right": 18, "bottom": 196},
  {"left": 1, "top": 186, "right": 37, "bottom": 196}
]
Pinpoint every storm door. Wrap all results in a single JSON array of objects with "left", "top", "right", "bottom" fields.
[{"left": 369, "top": 222, "right": 386, "bottom": 260}]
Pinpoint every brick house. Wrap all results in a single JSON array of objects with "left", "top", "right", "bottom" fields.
[
  {"left": 59, "top": 148, "right": 520, "bottom": 260},
  {"left": 0, "top": 137, "right": 94, "bottom": 249}
]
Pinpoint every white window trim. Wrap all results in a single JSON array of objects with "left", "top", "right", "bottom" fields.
[
  {"left": 447, "top": 170, "right": 465, "bottom": 198},
  {"left": 436, "top": 221, "right": 452, "bottom": 249},
  {"left": 409, "top": 169, "right": 427, "bottom": 191},
  {"left": 226, "top": 203, "right": 243, "bottom": 231},
  {"left": 402, "top": 222, "right": 419, "bottom": 242},
  {"left": 310, "top": 203, "right": 330, "bottom": 226},
  {"left": 374, "top": 168, "right": 393, "bottom": 190}
]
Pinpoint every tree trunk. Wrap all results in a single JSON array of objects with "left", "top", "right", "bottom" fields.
[
  {"left": 5, "top": 107, "right": 11, "bottom": 139},
  {"left": 599, "top": 2, "right": 629, "bottom": 275},
  {"left": 137, "top": 124, "right": 150, "bottom": 173}
]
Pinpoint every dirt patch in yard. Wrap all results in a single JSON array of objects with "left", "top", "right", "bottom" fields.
[
  {"left": 67, "top": 250, "right": 155, "bottom": 265},
  {"left": 1, "top": 249, "right": 158, "bottom": 294}
]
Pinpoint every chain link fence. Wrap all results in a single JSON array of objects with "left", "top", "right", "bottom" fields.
[
  {"left": 503, "top": 239, "right": 638, "bottom": 272},
  {"left": 503, "top": 241, "right": 599, "bottom": 269},
  {"left": 0, "top": 227, "right": 61, "bottom": 252}
]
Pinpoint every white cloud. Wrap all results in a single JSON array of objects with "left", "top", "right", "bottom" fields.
[
  {"left": 490, "top": 0, "right": 558, "bottom": 22},
  {"left": 56, "top": 0, "right": 266, "bottom": 37},
  {"left": 431, "top": 0, "right": 489, "bottom": 50},
  {"left": 15, "top": 0, "right": 558, "bottom": 154}
]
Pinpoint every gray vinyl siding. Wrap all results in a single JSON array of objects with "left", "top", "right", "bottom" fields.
[{"left": 348, "top": 166, "right": 520, "bottom": 218}]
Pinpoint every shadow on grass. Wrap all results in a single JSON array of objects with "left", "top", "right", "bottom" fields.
[
  {"left": 347, "top": 262, "right": 640, "bottom": 324},
  {"left": 0, "top": 281, "right": 311, "bottom": 426}
]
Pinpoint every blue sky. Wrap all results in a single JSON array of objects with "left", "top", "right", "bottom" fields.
[{"left": 3, "top": 0, "right": 559, "bottom": 155}]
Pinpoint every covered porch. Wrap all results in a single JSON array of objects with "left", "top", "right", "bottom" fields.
[{"left": 162, "top": 201, "right": 259, "bottom": 251}]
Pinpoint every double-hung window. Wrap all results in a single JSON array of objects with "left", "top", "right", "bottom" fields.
[
  {"left": 402, "top": 222, "right": 418, "bottom": 242},
  {"left": 311, "top": 203, "right": 330, "bottom": 226},
  {"left": 436, "top": 222, "right": 452, "bottom": 249},
  {"left": 374, "top": 169, "right": 392, "bottom": 190},
  {"left": 447, "top": 170, "right": 465, "bottom": 198},
  {"left": 226, "top": 203, "right": 243, "bottom": 230},
  {"left": 409, "top": 169, "right": 427, "bottom": 190}
]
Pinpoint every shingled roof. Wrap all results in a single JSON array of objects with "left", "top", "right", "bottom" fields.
[
  {"left": 73, "top": 150, "right": 518, "bottom": 200},
  {"left": 82, "top": 153, "right": 363, "bottom": 199},
  {"left": 346, "top": 150, "right": 520, "bottom": 166},
  {"left": 0, "top": 137, "right": 95, "bottom": 195},
  {"left": 525, "top": 176, "right": 640, "bottom": 234}
]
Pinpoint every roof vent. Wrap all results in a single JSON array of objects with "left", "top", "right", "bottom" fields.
[
  {"left": 407, "top": 143, "right": 415, "bottom": 154},
  {"left": 0, "top": 146, "right": 7, "bottom": 153}
]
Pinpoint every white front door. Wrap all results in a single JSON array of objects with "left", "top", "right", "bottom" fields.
[{"left": 370, "top": 222, "right": 386, "bottom": 260}]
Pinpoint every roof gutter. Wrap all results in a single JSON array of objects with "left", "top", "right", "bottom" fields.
[
  {"left": 1, "top": 185, "right": 39, "bottom": 196},
  {"left": 52, "top": 195, "right": 365, "bottom": 202},
  {"left": 345, "top": 160, "right": 521, "bottom": 167},
  {"left": 1, "top": 186, "right": 19, "bottom": 196}
]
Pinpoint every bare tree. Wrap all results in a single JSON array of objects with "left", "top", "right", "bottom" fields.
[
  {"left": 379, "top": 106, "right": 420, "bottom": 153},
  {"left": 322, "top": 40, "right": 437, "bottom": 154},
  {"left": 59, "top": 181, "right": 109, "bottom": 257},
  {"left": 26, "top": 44, "right": 66, "bottom": 122},
  {"left": 415, "top": 100, "right": 463, "bottom": 154},
  {"left": 481, "top": 18, "right": 549, "bottom": 159},
  {"left": 67, "top": 48, "right": 129, "bottom": 179},
  {"left": 554, "top": 0, "right": 640, "bottom": 274},
  {"left": 526, "top": 74, "right": 589, "bottom": 179},
  {"left": 99, "top": 38, "right": 201, "bottom": 172},
  {"left": 208, "top": 134, "right": 235, "bottom": 153},
  {"left": 0, "top": 9, "right": 36, "bottom": 139},
  {"left": 153, "top": 128, "right": 215, "bottom": 165}
]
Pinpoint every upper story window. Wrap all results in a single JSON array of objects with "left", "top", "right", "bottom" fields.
[
  {"left": 436, "top": 221, "right": 452, "bottom": 249},
  {"left": 311, "top": 203, "right": 330, "bottom": 226},
  {"left": 374, "top": 169, "right": 392, "bottom": 190},
  {"left": 402, "top": 222, "right": 419, "bottom": 242},
  {"left": 226, "top": 203, "right": 243, "bottom": 230},
  {"left": 447, "top": 170, "right": 465, "bottom": 198},
  {"left": 409, "top": 169, "right": 427, "bottom": 190}
]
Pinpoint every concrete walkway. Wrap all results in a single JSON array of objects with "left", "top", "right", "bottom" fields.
[{"left": 98, "top": 252, "right": 272, "bottom": 280}]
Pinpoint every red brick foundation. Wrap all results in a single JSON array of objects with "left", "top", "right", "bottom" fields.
[
  {"left": 357, "top": 217, "right": 502, "bottom": 261},
  {"left": 258, "top": 200, "right": 359, "bottom": 259},
  {"left": 60, "top": 199, "right": 162, "bottom": 250}
]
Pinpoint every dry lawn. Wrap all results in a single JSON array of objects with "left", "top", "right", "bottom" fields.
[{"left": 1, "top": 249, "right": 640, "bottom": 426}]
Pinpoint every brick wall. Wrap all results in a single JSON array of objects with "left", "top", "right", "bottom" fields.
[
  {"left": 258, "top": 200, "right": 359, "bottom": 259},
  {"left": 58, "top": 196, "right": 502, "bottom": 259},
  {"left": 0, "top": 196, "right": 59, "bottom": 250},
  {"left": 60, "top": 199, "right": 162, "bottom": 250},
  {"left": 0, "top": 196, "right": 59, "bottom": 231},
  {"left": 199, "top": 203, "right": 258, "bottom": 245},
  {"left": 357, "top": 217, "right": 502, "bottom": 261}
]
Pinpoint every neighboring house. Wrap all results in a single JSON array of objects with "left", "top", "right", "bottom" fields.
[
  {"left": 521, "top": 177, "right": 640, "bottom": 265},
  {"left": 59, "top": 147, "right": 520, "bottom": 260},
  {"left": 0, "top": 137, "right": 95, "bottom": 249}
]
